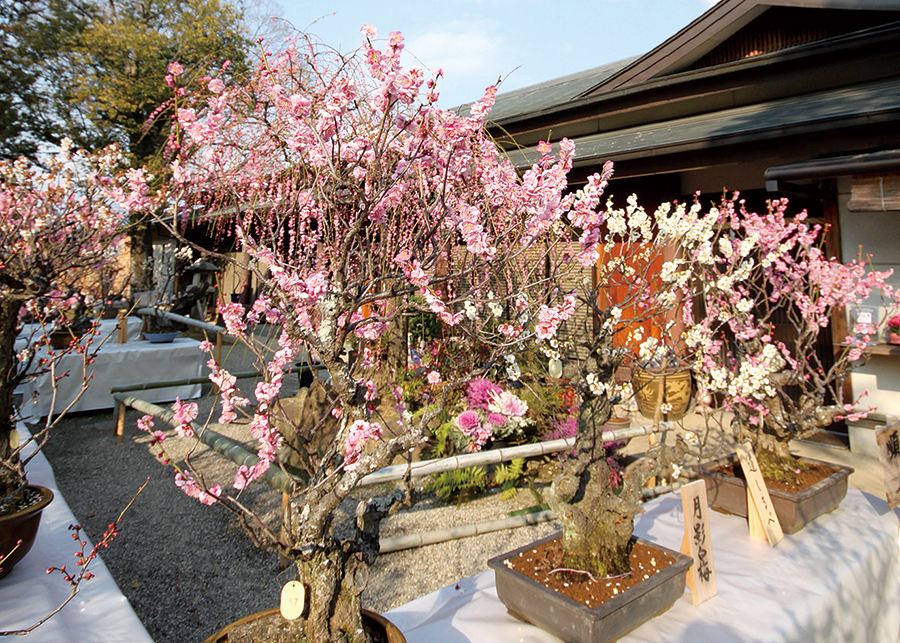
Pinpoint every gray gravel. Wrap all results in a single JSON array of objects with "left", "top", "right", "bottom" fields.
[{"left": 38, "top": 329, "right": 562, "bottom": 643}]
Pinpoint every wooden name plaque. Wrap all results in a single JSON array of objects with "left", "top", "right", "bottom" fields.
[
  {"left": 876, "top": 420, "right": 900, "bottom": 509},
  {"left": 735, "top": 441, "right": 783, "bottom": 546},
  {"left": 680, "top": 479, "right": 717, "bottom": 606}
]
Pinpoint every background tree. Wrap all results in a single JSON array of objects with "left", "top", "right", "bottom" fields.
[
  {"left": 60, "top": 0, "right": 251, "bottom": 170},
  {"left": 1, "top": 0, "right": 253, "bottom": 288},
  {"left": 1, "top": 0, "right": 251, "bottom": 168},
  {"left": 0, "top": 0, "right": 86, "bottom": 160}
]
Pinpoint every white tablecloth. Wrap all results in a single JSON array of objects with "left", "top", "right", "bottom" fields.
[
  {"left": 0, "top": 427, "right": 154, "bottom": 642},
  {"left": 19, "top": 336, "right": 204, "bottom": 421},
  {"left": 386, "top": 489, "right": 900, "bottom": 643},
  {"left": 14, "top": 317, "right": 143, "bottom": 355}
]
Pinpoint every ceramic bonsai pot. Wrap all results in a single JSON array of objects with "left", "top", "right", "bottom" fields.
[
  {"left": 142, "top": 331, "right": 180, "bottom": 343},
  {"left": 0, "top": 485, "right": 54, "bottom": 579},
  {"left": 631, "top": 368, "right": 693, "bottom": 421},
  {"left": 49, "top": 328, "right": 83, "bottom": 349},
  {"left": 488, "top": 531, "right": 692, "bottom": 643},
  {"left": 693, "top": 454, "right": 853, "bottom": 535},
  {"left": 202, "top": 607, "right": 405, "bottom": 643}
]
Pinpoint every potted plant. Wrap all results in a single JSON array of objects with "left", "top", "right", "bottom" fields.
[
  {"left": 886, "top": 315, "right": 900, "bottom": 345},
  {"left": 0, "top": 141, "right": 141, "bottom": 577},
  {"left": 679, "top": 194, "right": 899, "bottom": 533},
  {"left": 630, "top": 348, "right": 693, "bottom": 423},
  {"left": 137, "top": 28, "right": 705, "bottom": 643},
  {"left": 140, "top": 310, "right": 184, "bottom": 343}
]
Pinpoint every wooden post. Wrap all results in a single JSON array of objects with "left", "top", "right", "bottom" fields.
[
  {"left": 117, "top": 310, "right": 128, "bottom": 344},
  {"left": 647, "top": 359, "right": 667, "bottom": 487},
  {"left": 215, "top": 332, "right": 223, "bottom": 365},
  {"left": 115, "top": 400, "right": 126, "bottom": 442}
]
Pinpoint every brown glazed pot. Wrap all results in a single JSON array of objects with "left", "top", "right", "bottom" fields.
[
  {"left": 693, "top": 454, "right": 853, "bottom": 534},
  {"left": 0, "top": 485, "right": 54, "bottom": 580},
  {"left": 488, "top": 532, "right": 692, "bottom": 643},
  {"left": 631, "top": 368, "right": 693, "bottom": 421},
  {"left": 203, "top": 607, "right": 406, "bottom": 643}
]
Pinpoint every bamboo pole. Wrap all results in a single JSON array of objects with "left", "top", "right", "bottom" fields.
[
  {"left": 379, "top": 510, "right": 556, "bottom": 553},
  {"left": 108, "top": 364, "right": 322, "bottom": 395},
  {"left": 379, "top": 477, "right": 688, "bottom": 553},
  {"left": 135, "top": 307, "right": 228, "bottom": 336},
  {"left": 116, "top": 392, "right": 671, "bottom": 494},
  {"left": 115, "top": 394, "right": 686, "bottom": 553},
  {"left": 114, "top": 394, "right": 294, "bottom": 494},
  {"left": 359, "top": 423, "right": 672, "bottom": 487}
]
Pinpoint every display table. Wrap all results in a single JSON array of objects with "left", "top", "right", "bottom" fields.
[
  {"left": 14, "top": 316, "right": 143, "bottom": 355},
  {"left": 386, "top": 489, "right": 900, "bottom": 643},
  {"left": 0, "top": 427, "right": 154, "bottom": 642},
  {"left": 19, "top": 336, "right": 204, "bottom": 421}
]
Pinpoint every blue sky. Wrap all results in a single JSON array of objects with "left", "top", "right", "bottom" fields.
[{"left": 274, "top": 0, "right": 719, "bottom": 107}]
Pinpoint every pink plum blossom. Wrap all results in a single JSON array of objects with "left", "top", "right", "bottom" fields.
[
  {"left": 343, "top": 420, "right": 383, "bottom": 471},
  {"left": 171, "top": 398, "right": 198, "bottom": 437},
  {"left": 175, "top": 471, "right": 220, "bottom": 505}
]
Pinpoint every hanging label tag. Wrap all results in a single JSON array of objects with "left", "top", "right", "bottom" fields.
[
  {"left": 876, "top": 421, "right": 900, "bottom": 509},
  {"left": 735, "top": 442, "right": 783, "bottom": 546},
  {"left": 280, "top": 581, "right": 306, "bottom": 620},
  {"left": 548, "top": 358, "right": 563, "bottom": 379},
  {"left": 680, "top": 480, "right": 717, "bottom": 606},
  {"left": 9, "top": 428, "right": 18, "bottom": 450}
]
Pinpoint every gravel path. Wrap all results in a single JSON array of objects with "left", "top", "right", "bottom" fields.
[{"left": 38, "top": 329, "right": 562, "bottom": 643}]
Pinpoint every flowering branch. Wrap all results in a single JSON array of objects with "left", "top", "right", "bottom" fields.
[{"left": 0, "top": 478, "right": 149, "bottom": 637}]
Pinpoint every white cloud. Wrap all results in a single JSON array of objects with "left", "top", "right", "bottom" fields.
[{"left": 407, "top": 25, "right": 506, "bottom": 79}]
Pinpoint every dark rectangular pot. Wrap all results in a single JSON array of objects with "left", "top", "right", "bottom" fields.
[
  {"left": 487, "top": 532, "right": 692, "bottom": 643},
  {"left": 693, "top": 455, "right": 853, "bottom": 535}
]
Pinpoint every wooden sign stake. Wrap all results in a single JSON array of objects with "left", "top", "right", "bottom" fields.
[
  {"left": 875, "top": 419, "right": 900, "bottom": 509},
  {"left": 735, "top": 441, "right": 783, "bottom": 546},
  {"left": 117, "top": 310, "right": 128, "bottom": 344},
  {"left": 680, "top": 479, "right": 717, "bottom": 606}
]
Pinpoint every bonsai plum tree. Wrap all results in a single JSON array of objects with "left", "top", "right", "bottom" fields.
[
  {"left": 678, "top": 193, "right": 899, "bottom": 470},
  {"left": 146, "top": 28, "right": 697, "bottom": 642},
  {"left": 0, "top": 141, "right": 144, "bottom": 501}
]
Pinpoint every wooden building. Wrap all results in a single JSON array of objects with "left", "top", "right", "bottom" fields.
[{"left": 485, "top": 0, "right": 900, "bottom": 453}]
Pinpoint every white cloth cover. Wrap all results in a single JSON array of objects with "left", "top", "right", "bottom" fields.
[
  {"left": 14, "top": 316, "right": 143, "bottom": 355},
  {"left": 0, "top": 427, "right": 154, "bottom": 642},
  {"left": 19, "top": 336, "right": 204, "bottom": 421},
  {"left": 387, "top": 489, "right": 900, "bottom": 643}
]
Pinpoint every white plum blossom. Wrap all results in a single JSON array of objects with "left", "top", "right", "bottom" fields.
[
  {"left": 660, "top": 260, "right": 680, "bottom": 283},
  {"left": 638, "top": 336, "right": 659, "bottom": 362},
  {"left": 585, "top": 372, "right": 605, "bottom": 396},
  {"left": 504, "top": 353, "right": 521, "bottom": 381},
  {"left": 718, "top": 237, "right": 734, "bottom": 259},
  {"left": 739, "top": 233, "right": 758, "bottom": 258}
]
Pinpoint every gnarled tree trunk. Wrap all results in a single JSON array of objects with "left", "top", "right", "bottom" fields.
[
  {"left": 0, "top": 297, "right": 24, "bottom": 497},
  {"left": 546, "top": 346, "right": 684, "bottom": 577}
]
